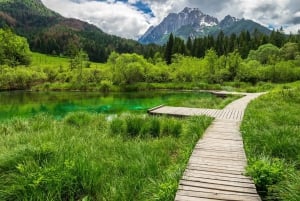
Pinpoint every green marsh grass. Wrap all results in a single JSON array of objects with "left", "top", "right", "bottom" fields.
[
  {"left": 0, "top": 112, "right": 212, "bottom": 201},
  {"left": 241, "top": 85, "right": 300, "bottom": 200}
]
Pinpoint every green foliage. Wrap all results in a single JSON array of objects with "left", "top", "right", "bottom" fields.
[
  {"left": 165, "top": 33, "right": 174, "bottom": 65},
  {"left": 108, "top": 53, "right": 152, "bottom": 85},
  {"left": 246, "top": 158, "right": 287, "bottom": 197},
  {"left": 248, "top": 43, "right": 280, "bottom": 64},
  {"left": 0, "top": 113, "right": 212, "bottom": 200},
  {"left": 277, "top": 172, "right": 300, "bottom": 201},
  {"left": 125, "top": 115, "right": 144, "bottom": 137},
  {"left": 161, "top": 118, "right": 182, "bottom": 138},
  {"left": 241, "top": 85, "right": 300, "bottom": 200},
  {"left": 64, "top": 112, "right": 92, "bottom": 128},
  {"left": 0, "top": 65, "right": 47, "bottom": 90},
  {"left": 281, "top": 42, "right": 299, "bottom": 60},
  {"left": 0, "top": 29, "right": 31, "bottom": 66}
]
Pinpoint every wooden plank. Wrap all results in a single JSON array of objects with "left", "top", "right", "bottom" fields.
[
  {"left": 191, "top": 155, "right": 247, "bottom": 163},
  {"left": 191, "top": 153, "right": 246, "bottom": 160},
  {"left": 179, "top": 185, "right": 260, "bottom": 197},
  {"left": 189, "top": 157, "right": 246, "bottom": 165},
  {"left": 187, "top": 164, "right": 245, "bottom": 173},
  {"left": 175, "top": 194, "right": 217, "bottom": 201},
  {"left": 184, "top": 171, "right": 253, "bottom": 183},
  {"left": 177, "top": 190, "right": 261, "bottom": 201},
  {"left": 182, "top": 176, "right": 257, "bottom": 189},
  {"left": 179, "top": 180, "right": 259, "bottom": 194}
]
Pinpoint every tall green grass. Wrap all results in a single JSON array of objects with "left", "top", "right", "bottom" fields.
[
  {"left": 0, "top": 112, "right": 212, "bottom": 200},
  {"left": 241, "top": 85, "right": 300, "bottom": 200}
]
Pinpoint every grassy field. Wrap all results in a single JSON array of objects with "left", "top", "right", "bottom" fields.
[
  {"left": 241, "top": 83, "right": 300, "bottom": 200},
  {"left": 0, "top": 112, "right": 212, "bottom": 201}
]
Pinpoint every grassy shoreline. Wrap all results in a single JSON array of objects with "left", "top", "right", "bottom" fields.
[{"left": 241, "top": 83, "right": 300, "bottom": 200}]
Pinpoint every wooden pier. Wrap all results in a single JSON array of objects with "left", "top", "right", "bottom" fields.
[{"left": 149, "top": 92, "right": 264, "bottom": 201}]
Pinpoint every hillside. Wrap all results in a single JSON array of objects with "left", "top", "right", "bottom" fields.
[
  {"left": 0, "top": 0, "right": 157, "bottom": 62},
  {"left": 139, "top": 7, "right": 272, "bottom": 45}
]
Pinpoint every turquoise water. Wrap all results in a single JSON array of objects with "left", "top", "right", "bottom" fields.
[{"left": 0, "top": 91, "right": 214, "bottom": 120}]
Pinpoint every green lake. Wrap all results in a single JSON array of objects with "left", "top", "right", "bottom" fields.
[{"left": 0, "top": 91, "right": 220, "bottom": 120}]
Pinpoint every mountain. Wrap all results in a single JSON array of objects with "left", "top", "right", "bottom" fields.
[
  {"left": 219, "top": 15, "right": 272, "bottom": 36},
  {"left": 0, "top": 0, "right": 157, "bottom": 62},
  {"left": 139, "top": 8, "right": 272, "bottom": 45}
]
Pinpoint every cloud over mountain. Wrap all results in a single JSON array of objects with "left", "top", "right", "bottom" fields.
[{"left": 42, "top": 0, "right": 300, "bottom": 39}]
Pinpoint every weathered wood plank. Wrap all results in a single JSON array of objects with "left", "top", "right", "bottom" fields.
[
  {"left": 184, "top": 171, "right": 253, "bottom": 183},
  {"left": 182, "top": 176, "right": 257, "bottom": 189},
  {"left": 177, "top": 190, "right": 261, "bottom": 201},
  {"left": 179, "top": 185, "right": 260, "bottom": 197},
  {"left": 187, "top": 166, "right": 246, "bottom": 176},
  {"left": 175, "top": 194, "right": 216, "bottom": 201},
  {"left": 179, "top": 180, "right": 259, "bottom": 194}
]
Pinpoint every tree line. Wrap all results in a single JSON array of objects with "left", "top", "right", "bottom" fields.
[{"left": 164, "top": 29, "right": 300, "bottom": 64}]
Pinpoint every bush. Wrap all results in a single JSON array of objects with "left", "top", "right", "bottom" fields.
[
  {"left": 125, "top": 115, "right": 144, "bottom": 137},
  {"left": 246, "top": 158, "right": 287, "bottom": 198},
  {"left": 148, "top": 118, "right": 161, "bottom": 138},
  {"left": 64, "top": 112, "right": 92, "bottom": 128},
  {"left": 161, "top": 118, "right": 182, "bottom": 138},
  {"left": 110, "top": 118, "right": 125, "bottom": 136}
]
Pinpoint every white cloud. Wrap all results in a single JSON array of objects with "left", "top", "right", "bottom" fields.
[
  {"left": 42, "top": 0, "right": 300, "bottom": 38},
  {"left": 42, "top": 0, "right": 153, "bottom": 39}
]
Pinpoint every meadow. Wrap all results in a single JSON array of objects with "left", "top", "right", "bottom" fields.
[
  {"left": 241, "top": 82, "right": 300, "bottom": 200},
  {"left": 0, "top": 113, "right": 212, "bottom": 201}
]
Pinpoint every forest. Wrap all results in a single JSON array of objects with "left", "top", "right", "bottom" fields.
[{"left": 0, "top": 28, "right": 300, "bottom": 92}]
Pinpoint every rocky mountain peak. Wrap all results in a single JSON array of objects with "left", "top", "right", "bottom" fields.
[
  {"left": 138, "top": 8, "right": 271, "bottom": 45},
  {"left": 138, "top": 7, "right": 219, "bottom": 44},
  {"left": 219, "top": 15, "right": 240, "bottom": 29}
]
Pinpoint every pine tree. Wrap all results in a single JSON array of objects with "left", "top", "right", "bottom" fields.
[
  {"left": 186, "top": 37, "right": 193, "bottom": 55},
  {"left": 165, "top": 33, "right": 174, "bottom": 65}
]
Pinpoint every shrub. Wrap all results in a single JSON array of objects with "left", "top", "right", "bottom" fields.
[
  {"left": 125, "top": 115, "right": 144, "bottom": 137},
  {"left": 161, "top": 118, "right": 182, "bottom": 138},
  {"left": 110, "top": 118, "right": 125, "bottom": 136},
  {"left": 246, "top": 158, "right": 287, "bottom": 197},
  {"left": 148, "top": 118, "right": 161, "bottom": 138},
  {"left": 64, "top": 112, "right": 92, "bottom": 128}
]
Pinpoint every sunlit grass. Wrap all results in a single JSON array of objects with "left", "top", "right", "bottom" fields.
[
  {"left": 0, "top": 112, "right": 212, "bottom": 200},
  {"left": 241, "top": 84, "right": 300, "bottom": 200}
]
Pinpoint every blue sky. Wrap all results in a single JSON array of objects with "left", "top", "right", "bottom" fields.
[
  {"left": 114, "top": 0, "right": 154, "bottom": 16},
  {"left": 42, "top": 0, "right": 300, "bottom": 39}
]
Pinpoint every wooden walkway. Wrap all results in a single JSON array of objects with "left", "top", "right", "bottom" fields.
[{"left": 149, "top": 92, "right": 264, "bottom": 201}]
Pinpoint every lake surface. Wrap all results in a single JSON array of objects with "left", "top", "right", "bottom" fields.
[{"left": 0, "top": 91, "right": 215, "bottom": 120}]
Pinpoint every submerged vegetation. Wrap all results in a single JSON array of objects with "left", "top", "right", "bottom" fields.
[
  {"left": 0, "top": 113, "right": 212, "bottom": 200},
  {"left": 241, "top": 83, "right": 300, "bottom": 200}
]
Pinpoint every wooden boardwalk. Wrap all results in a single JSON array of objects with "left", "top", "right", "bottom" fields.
[{"left": 149, "top": 92, "right": 264, "bottom": 201}]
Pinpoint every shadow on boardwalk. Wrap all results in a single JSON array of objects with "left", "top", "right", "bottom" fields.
[{"left": 149, "top": 92, "right": 264, "bottom": 201}]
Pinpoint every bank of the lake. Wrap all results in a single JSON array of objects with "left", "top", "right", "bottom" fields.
[{"left": 0, "top": 90, "right": 239, "bottom": 120}]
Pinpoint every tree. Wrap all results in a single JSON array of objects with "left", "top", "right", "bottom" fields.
[
  {"left": 0, "top": 29, "right": 31, "bottom": 66},
  {"left": 281, "top": 42, "right": 299, "bottom": 60},
  {"left": 186, "top": 37, "right": 193, "bottom": 55},
  {"left": 227, "top": 50, "right": 242, "bottom": 80},
  {"left": 69, "top": 50, "right": 89, "bottom": 83},
  {"left": 204, "top": 49, "right": 218, "bottom": 83},
  {"left": 108, "top": 53, "right": 151, "bottom": 85},
  {"left": 248, "top": 43, "right": 280, "bottom": 64},
  {"left": 165, "top": 33, "right": 174, "bottom": 65}
]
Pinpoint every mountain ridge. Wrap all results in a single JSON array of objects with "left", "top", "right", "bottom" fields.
[
  {"left": 0, "top": 0, "right": 156, "bottom": 62},
  {"left": 139, "top": 7, "right": 272, "bottom": 45}
]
